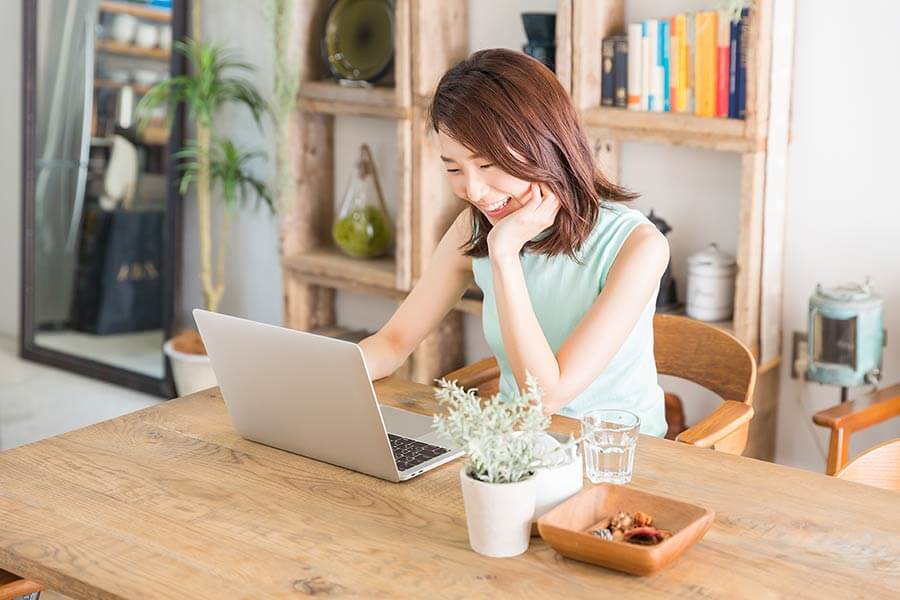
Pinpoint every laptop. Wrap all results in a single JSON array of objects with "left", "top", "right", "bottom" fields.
[{"left": 193, "top": 309, "right": 463, "bottom": 482}]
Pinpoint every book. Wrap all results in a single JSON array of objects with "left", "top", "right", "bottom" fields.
[
  {"left": 716, "top": 10, "right": 730, "bottom": 117},
  {"left": 669, "top": 16, "right": 679, "bottom": 113},
  {"left": 694, "top": 10, "right": 717, "bottom": 117},
  {"left": 737, "top": 7, "right": 750, "bottom": 118},
  {"left": 659, "top": 19, "right": 670, "bottom": 112},
  {"left": 613, "top": 35, "right": 628, "bottom": 108},
  {"left": 685, "top": 13, "right": 695, "bottom": 114},
  {"left": 601, "top": 36, "right": 615, "bottom": 106},
  {"left": 728, "top": 10, "right": 740, "bottom": 118},
  {"left": 627, "top": 23, "right": 643, "bottom": 110},
  {"left": 647, "top": 19, "right": 660, "bottom": 112},
  {"left": 641, "top": 21, "right": 651, "bottom": 111}
]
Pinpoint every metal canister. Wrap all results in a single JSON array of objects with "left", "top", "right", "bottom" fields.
[{"left": 806, "top": 281, "right": 885, "bottom": 387}]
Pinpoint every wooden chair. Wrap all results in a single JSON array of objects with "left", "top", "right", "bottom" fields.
[
  {"left": 813, "top": 382, "right": 900, "bottom": 475},
  {"left": 0, "top": 569, "right": 41, "bottom": 600},
  {"left": 832, "top": 438, "right": 900, "bottom": 491},
  {"left": 443, "top": 313, "right": 757, "bottom": 454}
]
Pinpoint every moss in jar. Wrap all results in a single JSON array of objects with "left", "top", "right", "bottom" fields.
[{"left": 332, "top": 204, "right": 393, "bottom": 258}]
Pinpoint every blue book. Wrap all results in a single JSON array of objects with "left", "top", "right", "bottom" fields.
[
  {"left": 659, "top": 19, "right": 670, "bottom": 112},
  {"left": 728, "top": 12, "right": 740, "bottom": 118},
  {"left": 736, "top": 8, "right": 750, "bottom": 119}
]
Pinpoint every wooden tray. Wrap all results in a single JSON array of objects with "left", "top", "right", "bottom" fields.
[{"left": 536, "top": 484, "right": 714, "bottom": 576}]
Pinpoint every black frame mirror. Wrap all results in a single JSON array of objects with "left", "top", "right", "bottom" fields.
[{"left": 20, "top": 0, "right": 188, "bottom": 398}]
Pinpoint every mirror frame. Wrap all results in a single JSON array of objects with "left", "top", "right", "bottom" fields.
[{"left": 19, "top": 0, "right": 189, "bottom": 398}]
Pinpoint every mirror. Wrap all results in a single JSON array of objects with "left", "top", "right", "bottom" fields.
[{"left": 21, "top": 0, "right": 188, "bottom": 397}]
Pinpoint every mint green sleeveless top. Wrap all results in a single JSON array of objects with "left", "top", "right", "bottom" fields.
[{"left": 472, "top": 202, "right": 667, "bottom": 437}]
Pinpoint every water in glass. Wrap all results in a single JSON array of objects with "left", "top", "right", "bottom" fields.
[{"left": 581, "top": 409, "right": 640, "bottom": 484}]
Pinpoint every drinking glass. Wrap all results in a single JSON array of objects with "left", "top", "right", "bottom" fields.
[{"left": 581, "top": 409, "right": 640, "bottom": 484}]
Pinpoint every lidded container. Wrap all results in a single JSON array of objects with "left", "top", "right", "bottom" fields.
[
  {"left": 332, "top": 143, "right": 394, "bottom": 259},
  {"left": 686, "top": 244, "right": 736, "bottom": 322}
]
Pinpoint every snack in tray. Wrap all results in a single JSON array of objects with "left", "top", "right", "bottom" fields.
[{"left": 590, "top": 511, "right": 673, "bottom": 546}]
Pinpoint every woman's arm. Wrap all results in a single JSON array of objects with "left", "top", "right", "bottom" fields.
[
  {"left": 359, "top": 210, "right": 473, "bottom": 380},
  {"left": 492, "top": 223, "right": 669, "bottom": 413}
]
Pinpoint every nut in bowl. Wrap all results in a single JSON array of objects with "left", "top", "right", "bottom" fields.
[{"left": 536, "top": 484, "right": 715, "bottom": 576}]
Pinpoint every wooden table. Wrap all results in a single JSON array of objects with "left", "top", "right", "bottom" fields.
[{"left": 0, "top": 378, "right": 898, "bottom": 599}]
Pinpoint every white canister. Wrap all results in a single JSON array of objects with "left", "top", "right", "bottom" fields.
[
  {"left": 686, "top": 243, "right": 736, "bottom": 322},
  {"left": 135, "top": 22, "right": 160, "bottom": 49},
  {"left": 110, "top": 14, "right": 138, "bottom": 45}
]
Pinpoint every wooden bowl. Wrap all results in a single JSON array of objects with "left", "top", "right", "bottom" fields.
[{"left": 536, "top": 484, "right": 715, "bottom": 576}]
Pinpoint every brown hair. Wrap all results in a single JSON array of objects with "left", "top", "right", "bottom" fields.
[{"left": 427, "top": 48, "right": 637, "bottom": 259}]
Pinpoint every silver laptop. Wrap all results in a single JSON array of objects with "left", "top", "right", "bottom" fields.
[{"left": 193, "top": 309, "right": 462, "bottom": 482}]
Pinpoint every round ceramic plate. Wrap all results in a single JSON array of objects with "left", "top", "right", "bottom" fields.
[{"left": 321, "top": 0, "right": 394, "bottom": 83}]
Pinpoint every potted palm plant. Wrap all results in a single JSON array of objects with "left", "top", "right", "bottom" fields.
[
  {"left": 432, "top": 374, "right": 581, "bottom": 558},
  {"left": 137, "top": 39, "right": 273, "bottom": 396}
]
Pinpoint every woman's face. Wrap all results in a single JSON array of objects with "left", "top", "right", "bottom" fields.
[{"left": 437, "top": 130, "right": 532, "bottom": 225}]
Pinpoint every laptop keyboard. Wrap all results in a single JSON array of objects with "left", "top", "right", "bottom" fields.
[{"left": 388, "top": 434, "right": 450, "bottom": 472}]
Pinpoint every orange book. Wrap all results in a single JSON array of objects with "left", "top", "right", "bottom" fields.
[
  {"left": 674, "top": 14, "right": 687, "bottom": 112},
  {"left": 694, "top": 11, "right": 717, "bottom": 117}
]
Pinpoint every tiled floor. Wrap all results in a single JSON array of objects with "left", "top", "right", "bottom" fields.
[{"left": 0, "top": 335, "right": 161, "bottom": 451}]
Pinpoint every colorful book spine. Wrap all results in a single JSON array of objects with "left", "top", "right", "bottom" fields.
[
  {"left": 627, "top": 23, "right": 643, "bottom": 110},
  {"left": 715, "top": 10, "right": 730, "bottom": 118},
  {"left": 737, "top": 7, "right": 750, "bottom": 118},
  {"left": 685, "top": 13, "right": 695, "bottom": 114},
  {"left": 641, "top": 22, "right": 650, "bottom": 110},
  {"left": 694, "top": 10, "right": 717, "bottom": 117},
  {"left": 647, "top": 19, "right": 661, "bottom": 112},
  {"left": 601, "top": 36, "right": 615, "bottom": 107},
  {"left": 659, "top": 19, "right": 670, "bottom": 112},
  {"left": 613, "top": 35, "right": 628, "bottom": 108},
  {"left": 728, "top": 10, "right": 740, "bottom": 118},
  {"left": 669, "top": 16, "right": 679, "bottom": 113}
]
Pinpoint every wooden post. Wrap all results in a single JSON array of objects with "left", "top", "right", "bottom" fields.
[{"left": 280, "top": 0, "right": 336, "bottom": 331}]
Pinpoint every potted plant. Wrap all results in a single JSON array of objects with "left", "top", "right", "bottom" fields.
[
  {"left": 432, "top": 374, "right": 580, "bottom": 558},
  {"left": 137, "top": 39, "right": 272, "bottom": 395}
]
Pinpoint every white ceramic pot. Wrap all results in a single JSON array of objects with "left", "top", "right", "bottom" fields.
[
  {"left": 686, "top": 243, "right": 736, "bottom": 322},
  {"left": 459, "top": 466, "right": 536, "bottom": 558},
  {"left": 533, "top": 453, "right": 584, "bottom": 523},
  {"left": 163, "top": 339, "right": 217, "bottom": 396},
  {"left": 110, "top": 14, "right": 138, "bottom": 45},
  {"left": 158, "top": 25, "right": 173, "bottom": 51},
  {"left": 134, "top": 22, "right": 160, "bottom": 49}
]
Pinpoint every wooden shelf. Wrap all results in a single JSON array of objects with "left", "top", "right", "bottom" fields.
[
  {"left": 581, "top": 106, "right": 758, "bottom": 152},
  {"left": 140, "top": 126, "right": 169, "bottom": 146},
  {"left": 99, "top": 1, "right": 172, "bottom": 22},
  {"left": 96, "top": 40, "right": 170, "bottom": 61},
  {"left": 94, "top": 79, "right": 153, "bottom": 95},
  {"left": 282, "top": 246, "right": 397, "bottom": 292},
  {"left": 297, "top": 80, "right": 407, "bottom": 119}
]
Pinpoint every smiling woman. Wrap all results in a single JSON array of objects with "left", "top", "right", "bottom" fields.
[{"left": 359, "top": 48, "right": 670, "bottom": 436}]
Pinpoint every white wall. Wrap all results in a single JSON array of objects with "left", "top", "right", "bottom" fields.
[
  {"left": 0, "top": 1, "right": 22, "bottom": 337},
  {"left": 775, "top": 0, "right": 900, "bottom": 470}
]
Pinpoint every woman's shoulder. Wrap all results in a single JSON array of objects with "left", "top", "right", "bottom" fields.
[{"left": 585, "top": 201, "right": 653, "bottom": 244}]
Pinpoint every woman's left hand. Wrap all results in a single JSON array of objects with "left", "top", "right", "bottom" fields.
[{"left": 487, "top": 183, "right": 560, "bottom": 259}]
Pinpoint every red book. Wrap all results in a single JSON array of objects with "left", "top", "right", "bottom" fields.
[{"left": 716, "top": 10, "right": 730, "bottom": 117}]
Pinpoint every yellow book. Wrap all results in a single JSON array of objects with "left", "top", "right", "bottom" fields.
[
  {"left": 669, "top": 16, "right": 679, "bottom": 113},
  {"left": 675, "top": 14, "right": 688, "bottom": 112},
  {"left": 694, "top": 11, "right": 717, "bottom": 117}
]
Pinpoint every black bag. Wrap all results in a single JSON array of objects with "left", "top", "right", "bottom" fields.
[{"left": 72, "top": 208, "right": 164, "bottom": 334}]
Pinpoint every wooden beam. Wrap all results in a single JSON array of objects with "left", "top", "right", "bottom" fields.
[
  {"left": 759, "top": 0, "right": 796, "bottom": 366},
  {"left": 734, "top": 150, "right": 766, "bottom": 357}
]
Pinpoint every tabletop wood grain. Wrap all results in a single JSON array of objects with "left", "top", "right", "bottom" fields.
[{"left": 0, "top": 377, "right": 898, "bottom": 599}]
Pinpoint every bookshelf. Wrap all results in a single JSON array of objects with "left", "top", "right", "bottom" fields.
[{"left": 280, "top": 0, "right": 794, "bottom": 460}]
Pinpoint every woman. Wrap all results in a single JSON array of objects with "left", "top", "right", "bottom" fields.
[{"left": 359, "top": 49, "right": 670, "bottom": 436}]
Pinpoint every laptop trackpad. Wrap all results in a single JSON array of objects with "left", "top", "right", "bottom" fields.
[{"left": 380, "top": 405, "right": 434, "bottom": 439}]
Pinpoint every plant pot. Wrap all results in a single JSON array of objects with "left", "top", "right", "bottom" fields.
[
  {"left": 533, "top": 453, "right": 584, "bottom": 524},
  {"left": 163, "top": 339, "right": 216, "bottom": 396},
  {"left": 459, "top": 465, "right": 536, "bottom": 558}
]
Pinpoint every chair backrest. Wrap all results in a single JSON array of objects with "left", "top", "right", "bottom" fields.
[
  {"left": 835, "top": 438, "right": 900, "bottom": 491},
  {"left": 653, "top": 314, "right": 756, "bottom": 405}
]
